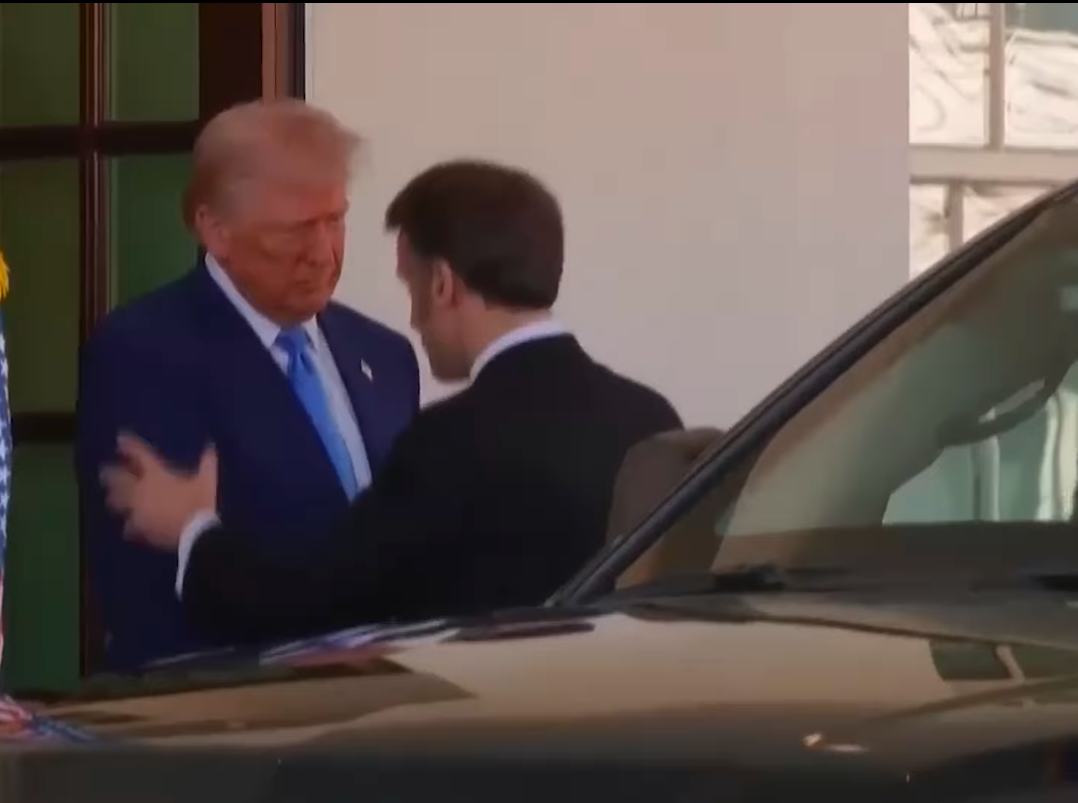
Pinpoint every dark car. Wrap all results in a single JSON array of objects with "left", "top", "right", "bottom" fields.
[{"left": 6, "top": 183, "right": 1078, "bottom": 802}]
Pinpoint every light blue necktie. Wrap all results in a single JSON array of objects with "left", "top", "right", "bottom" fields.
[{"left": 276, "top": 327, "right": 360, "bottom": 500}]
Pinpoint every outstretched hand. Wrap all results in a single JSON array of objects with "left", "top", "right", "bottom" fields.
[{"left": 100, "top": 433, "right": 219, "bottom": 552}]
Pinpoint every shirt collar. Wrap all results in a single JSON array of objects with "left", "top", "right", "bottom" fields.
[
  {"left": 470, "top": 318, "right": 569, "bottom": 379},
  {"left": 204, "top": 253, "right": 320, "bottom": 348}
]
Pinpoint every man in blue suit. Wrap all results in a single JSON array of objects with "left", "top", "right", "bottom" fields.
[{"left": 75, "top": 99, "right": 420, "bottom": 672}]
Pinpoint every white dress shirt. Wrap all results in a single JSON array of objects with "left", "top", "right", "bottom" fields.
[
  {"left": 173, "top": 256, "right": 373, "bottom": 595},
  {"left": 174, "top": 312, "right": 570, "bottom": 599}
]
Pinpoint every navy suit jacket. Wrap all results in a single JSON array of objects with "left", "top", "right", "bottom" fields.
[{"left": 75, "top": 262, "right": 420, "bottom": 672}]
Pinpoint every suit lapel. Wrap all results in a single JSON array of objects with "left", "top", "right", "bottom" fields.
[{"left": 318, "top": 307, "right": 393, "bottom": 470}]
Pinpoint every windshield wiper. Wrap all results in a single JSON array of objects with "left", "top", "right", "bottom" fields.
[
  {"left": 1009, "top": 565, "right": 1078, "bottom": 592},
  {"left": 595, "top": 562, "right": 855, "bottom": 604}
]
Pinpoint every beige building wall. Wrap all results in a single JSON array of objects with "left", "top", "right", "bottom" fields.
[{"left": 306, "top": 3, "right": 910, "bottom": 428}]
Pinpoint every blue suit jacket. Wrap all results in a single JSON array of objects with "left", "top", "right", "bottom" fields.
[{"left": 75, "top": 262, "right": 420, "bottom": 672}]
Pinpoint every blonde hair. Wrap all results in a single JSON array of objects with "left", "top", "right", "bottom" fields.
[{"left": 182, "top": 98, "right": 363, "bottom": 229}]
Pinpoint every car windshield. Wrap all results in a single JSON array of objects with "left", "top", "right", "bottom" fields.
[{"left": 605, "top": 188, "right": 1078, "bottom": 592}]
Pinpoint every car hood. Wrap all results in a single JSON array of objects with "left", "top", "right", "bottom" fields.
[{"left": 13, "top": 589, "right": 1078, "bottom": 798}]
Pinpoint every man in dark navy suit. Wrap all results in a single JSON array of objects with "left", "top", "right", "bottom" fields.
[{"left": 75, "top": 99, "right": 420, "bottom": 672}]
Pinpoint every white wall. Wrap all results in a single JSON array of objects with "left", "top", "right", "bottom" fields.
[{"left": 306, "top": 3, "right": 910, "bottom": 429}]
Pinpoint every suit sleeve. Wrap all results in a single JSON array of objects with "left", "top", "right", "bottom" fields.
[
  {"left": 181, "top": 414, "right": 468, "bottom": 645},
  {"left": 75, "top": 328, "right": 212, "bottom": 664}
]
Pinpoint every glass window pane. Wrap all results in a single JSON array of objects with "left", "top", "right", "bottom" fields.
[
  {"left": 1, "top": 444, "right": 80, "bottom": 695},
  {"left": 1005, "top": 2, "right": 1078, "bottom": 149},
  {"left": 911, "top": 184, "right": 951, "bottom": 278},
  {"left": 106, "top": 3, "right": 199, "bottom": 122},
  {"left": 0, "top": 3, "right": 80, "bottom": 126},
  {"left": 962, "top": 183, "right": 1049, "bottom": 241},
  {"left": 0, "top": 159, "right": 80, "bottom": 414},
  {"left": 108, "top": 153, "right": 198, "bottom": 307},
  {"left": 910, "top": 3, "right": 989, "bottom": 146}
]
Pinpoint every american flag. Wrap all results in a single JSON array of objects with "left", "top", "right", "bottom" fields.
[{"left": 0, "top": 248, "right": 10, "bottom": 668}]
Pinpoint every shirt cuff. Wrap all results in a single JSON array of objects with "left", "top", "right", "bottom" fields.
[{"left": 175, "top": 510, "right": 221, "bottom": 599}]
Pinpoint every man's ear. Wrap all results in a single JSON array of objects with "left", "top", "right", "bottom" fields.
[
  {"left": 431, "top": 259, "right": 460, "bottom": 307},
  {"left": 194, "top": 206, "right": 231, "bottom": 257}
]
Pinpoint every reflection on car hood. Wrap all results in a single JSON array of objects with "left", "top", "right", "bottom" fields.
[
  {"left": 26, "top": 591, "right": 1078, "bottom": 738},
  {"left": 13, "top": 589, "right": 1078, "bottom": 798}
]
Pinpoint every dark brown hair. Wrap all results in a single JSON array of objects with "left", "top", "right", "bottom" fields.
[{"left": 385, "top": 159, "right": 563, "bottom": 310}]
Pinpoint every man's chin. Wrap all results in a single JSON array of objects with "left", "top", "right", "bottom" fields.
[
  {"left": 286, "top": 301, "right": 331, "bottom": 324},
  {"left": 432, "top": 368, "right": 469, "bottom": 384},
  {"left": 429, "top": 359, "right": 469, "bottom": 385}
]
